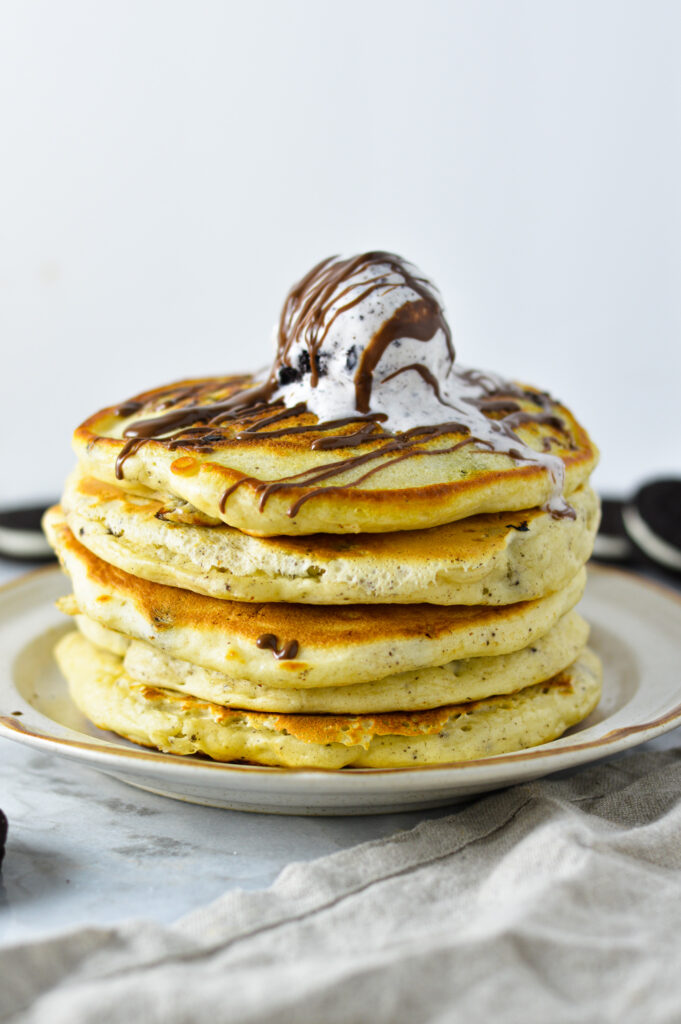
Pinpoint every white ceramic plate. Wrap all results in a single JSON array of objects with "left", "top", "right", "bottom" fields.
[{"left": 1, "top": 564, "right": 680, "bottom": 815}]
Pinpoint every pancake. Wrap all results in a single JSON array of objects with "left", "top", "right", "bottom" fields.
[
  {"left": 62, "top": 469, "right": 600, "bottom": 605},
  {"left": 76, "top": 613, "right": 130, "bottom": 656},
  {"left": 55, "top": 631, "right": 602, "bottom": 768},
  {"left": 45, "top": 506, "right": 587, "bottom": 688},
  {"left": 75, "top": 610, "right": 589, "bottom": 713},
  {"left": 72, "top": 374, "right": 598, "bottom": 536}
]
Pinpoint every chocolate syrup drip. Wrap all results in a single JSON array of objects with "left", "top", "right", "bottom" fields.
[
  {"left": 115, "top": 438, "right": 146, "bottom": 480},
  {"left": 285, "top": 437, "right": 491, "bottom": 519},
  {"left": 236, "top": 403, "right": 307, "bottom": 437},
  {"left": 475, "top": 399, "right": 522, "bottom": 414},
  {"left": 457, "top": 369, "right": 554, "bottom": 411},
  {"left": 114, "top": 399, "right": 144, "bottom": 418},
  {"left": 502, "top": 411, "right": 567, "bottom": 434},
  {"left": 220, "top": 423, "right": 483, "bottom": 516},
  {"left": 380, "top": 363, "right": 451, "bottom": 405},
  {"left": 255, "top": 633, "right": 300, "bottom": 660},
  {"left": 113, "top": 379, "right": 247, "bottom": 420},
  {"left": 106, "top": 252, "right": 572, "bottom": 517},
  {"left": 122, "top": 384, "right": 275, "bottom": 441},
  {"left": 239, "top": 412, "right": 387, "bottom": 446},
  {"left": 115, "top": 383, "right": 283, "bottom": 477},
  {"left": 312, "top": 416, "right": 387, "bottom": 451}
]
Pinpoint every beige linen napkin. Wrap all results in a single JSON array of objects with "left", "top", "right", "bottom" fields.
[{"left": 3, "top": 746, "right": 681, "bottom": 1024}]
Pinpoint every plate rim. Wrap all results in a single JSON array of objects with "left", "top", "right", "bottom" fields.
[{"left": 1, "top": 562, "right": 681, "bottom": 784}]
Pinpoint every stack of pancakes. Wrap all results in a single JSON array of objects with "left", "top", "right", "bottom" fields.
[{"left": 45, "top": 254, "right": 602, "bottom": 769}]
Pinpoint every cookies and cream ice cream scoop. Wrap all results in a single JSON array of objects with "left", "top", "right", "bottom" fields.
[
  {"left": 269, "top": 252, "right": 454, "bottom": 430},
  {"left": 267, "top": 252, "right": 570, "bottom": 511}
]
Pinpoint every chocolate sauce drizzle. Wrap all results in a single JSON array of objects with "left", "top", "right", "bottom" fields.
[
  {"left": 256, "top": 633, "right": 300, "bottom": 660},
  {"left": 110, "top": 253, "right": 575, "bottom": 518}
]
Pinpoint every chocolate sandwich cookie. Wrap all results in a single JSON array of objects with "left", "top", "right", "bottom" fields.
[
  {"left": 592, "top": 498, "right": 637, "bottom": 564},
  {"left": 623, "top": 479, "right": 681, "bottom": 573},
  {"left": 0, "top": 504, "right": 56, "bottom": 562}
]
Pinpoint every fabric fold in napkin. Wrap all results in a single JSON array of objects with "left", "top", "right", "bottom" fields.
[{"left": 4, "top": 747, "right": 681, "bottom": 1024}]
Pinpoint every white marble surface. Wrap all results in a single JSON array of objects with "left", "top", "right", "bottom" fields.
[
  {"left": 2, "top": 717, "right": 680, "bottom": 953},
  {"left": 0, "top": 736, "right": 459, "bottom": 949},
  {"left": 1, "top": 559, "right": 681, "bottom": 951}
]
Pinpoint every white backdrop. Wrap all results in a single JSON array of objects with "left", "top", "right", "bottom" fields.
[{"left": 1, "top": 0, "right": 679, "bottom": 503}]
